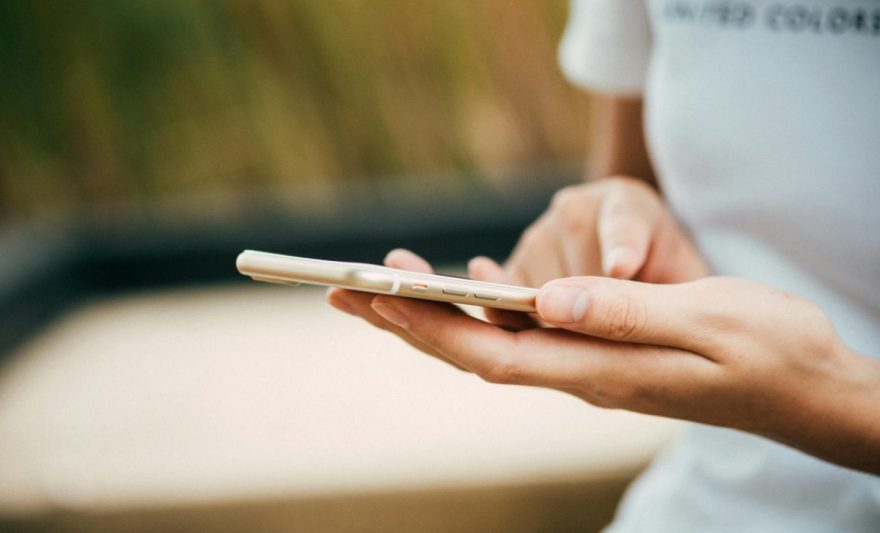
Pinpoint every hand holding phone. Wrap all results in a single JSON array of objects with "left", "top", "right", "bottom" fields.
[{"left": 236, "top": 250, "right": 537, "bottom": 312}]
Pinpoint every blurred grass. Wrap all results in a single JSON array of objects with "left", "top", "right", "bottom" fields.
[{"left": 0, "top": 0, "right": 590, "bottom": 224}]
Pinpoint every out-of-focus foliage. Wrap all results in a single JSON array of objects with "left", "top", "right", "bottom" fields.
[{"left": 0, "top": 0, "right": 589, "bottom": 222}]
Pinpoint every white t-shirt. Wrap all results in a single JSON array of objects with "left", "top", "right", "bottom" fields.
[{"left": 560, "top": 1, "right": 880, "bottom": 531}]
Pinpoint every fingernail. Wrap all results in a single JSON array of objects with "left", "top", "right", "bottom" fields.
[
  {"left": 602, "top": 247, "right": 626, "bottom": 275},
  {"left": 539, "top": 286, "right": 589, "bottom": 323},
  {"left": 372, "top": 301, "right": 409, "bottom": 329}
]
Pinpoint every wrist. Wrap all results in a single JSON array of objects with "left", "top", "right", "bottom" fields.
[
  {"left": 770, "top": 344, "right": 880, "bottom": 472},
  {"left": 825, "top": 347, "right": 880, "bottom": 472}
]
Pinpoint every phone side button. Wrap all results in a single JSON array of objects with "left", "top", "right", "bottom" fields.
[
  {"left": 442, "top": 287, "right": 468, "bottom": 296},
  {"left": 474, "top": 291, "right": 501, "bottom": 301}
]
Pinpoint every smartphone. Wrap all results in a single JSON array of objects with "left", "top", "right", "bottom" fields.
[{"left": 236, "top": 250, "right": 537, "bottom": 312}]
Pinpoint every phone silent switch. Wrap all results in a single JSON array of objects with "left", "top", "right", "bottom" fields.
[
  {"left": 474, "top": 291, "right": 501, "bottom": 301},
  {"left": 442, "top": 287, "right": 468, "bottom": 296},
  {"left": 411, "top": 283, "right": 429, "bottom": 292}
]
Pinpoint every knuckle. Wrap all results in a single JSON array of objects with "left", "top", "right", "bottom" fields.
[
  {"left": 550, "top": 185, "right": 580, "bottom": 211},
  {"left": 519, "top": 223, "right": 543, "bottom": 246},
  {"left": 586, "top": 396, "right": 618, "bottom": 410},
  {"left": 694, "top": 308, "right": 739, "bottom": 337},
  {"left": 551, "top": 186, "right": 593, "bottom": 232},
  {"left": 602, "top": 296, "right": 648, "bottom": 341},
  {"left": 687, "top": 278, "right": 744, "bottom": 334},
  {"left": 591, "top": 379, "right": 645, "bottom": 408},
  {"left": 794, "top": 300, "right": 839, "bottom": 357},
  {"left": 480, "top": 357, "right": 526, "bottom": 385},
  {"left": 798, "top": 298, "right": 829, "bottom": 326},
  {"left": 607, "top": 175, "right": 654, "bottom": 196},
  {"left": 604, "top": 180, "right": 654, "bottom": 215}
]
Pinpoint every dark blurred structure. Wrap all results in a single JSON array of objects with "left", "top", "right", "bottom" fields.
[{"left": 0, "top": 0, "right": 591, "bottom": 355}]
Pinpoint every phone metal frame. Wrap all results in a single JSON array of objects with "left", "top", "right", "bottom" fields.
[{"left": 236, "top": 250, "right": 538, "bottom": 312}]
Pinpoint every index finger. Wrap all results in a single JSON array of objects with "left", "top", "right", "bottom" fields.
[{"left": 384, "top": 248, "right": 434, "bottom": 273}]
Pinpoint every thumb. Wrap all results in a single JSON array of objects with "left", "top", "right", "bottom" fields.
[{"left": 536, "top": 276, "right": 707, "bottom": 352}]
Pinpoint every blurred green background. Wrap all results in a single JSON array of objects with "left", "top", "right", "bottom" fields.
[{"left": 0, "top": 0, "right": 590, "bottom": 225}]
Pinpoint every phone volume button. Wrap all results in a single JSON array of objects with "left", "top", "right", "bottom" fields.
[
  {"left": 474, "top": 291, "right": 501, "bottom": 301},
  {"left": 441, "top": 287, "right": 468, "bottom": 296}
]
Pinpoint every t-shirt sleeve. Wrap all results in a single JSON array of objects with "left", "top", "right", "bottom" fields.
[{"left": 558, "top": 0, "right": 652, "bottom": 96}]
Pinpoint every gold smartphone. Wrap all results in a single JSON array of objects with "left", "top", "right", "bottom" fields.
[{"left": 236, "top": 250, "right": 537, "bottom": 312}]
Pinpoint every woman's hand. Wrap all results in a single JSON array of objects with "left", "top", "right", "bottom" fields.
[
  {"left": 354, "top": 274, "right": 880, "bottom": 474},
  {"left": 482, "top": 177, "right": 708, "bottom": 287},
  {"left": 324, "top": 179, "right": 880, "bottom": 473},
  {"left": 327, "top": 176, "right": 710, "bottom": 367},
  {"left": 467, "top": 176, "right": 709, "bottom": 333}
]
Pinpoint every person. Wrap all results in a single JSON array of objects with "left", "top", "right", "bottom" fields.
[{"left": 327, "top": 0, "right": 880, "bottom": 530}]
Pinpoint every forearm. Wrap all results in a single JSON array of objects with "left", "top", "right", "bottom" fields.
[{"left": 588, "top": 95, "right": 656, "bottom": 186}]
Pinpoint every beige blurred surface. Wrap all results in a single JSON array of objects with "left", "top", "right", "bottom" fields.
[{"left": 0, "top": 283, "right": 680, "bottom": 531}]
